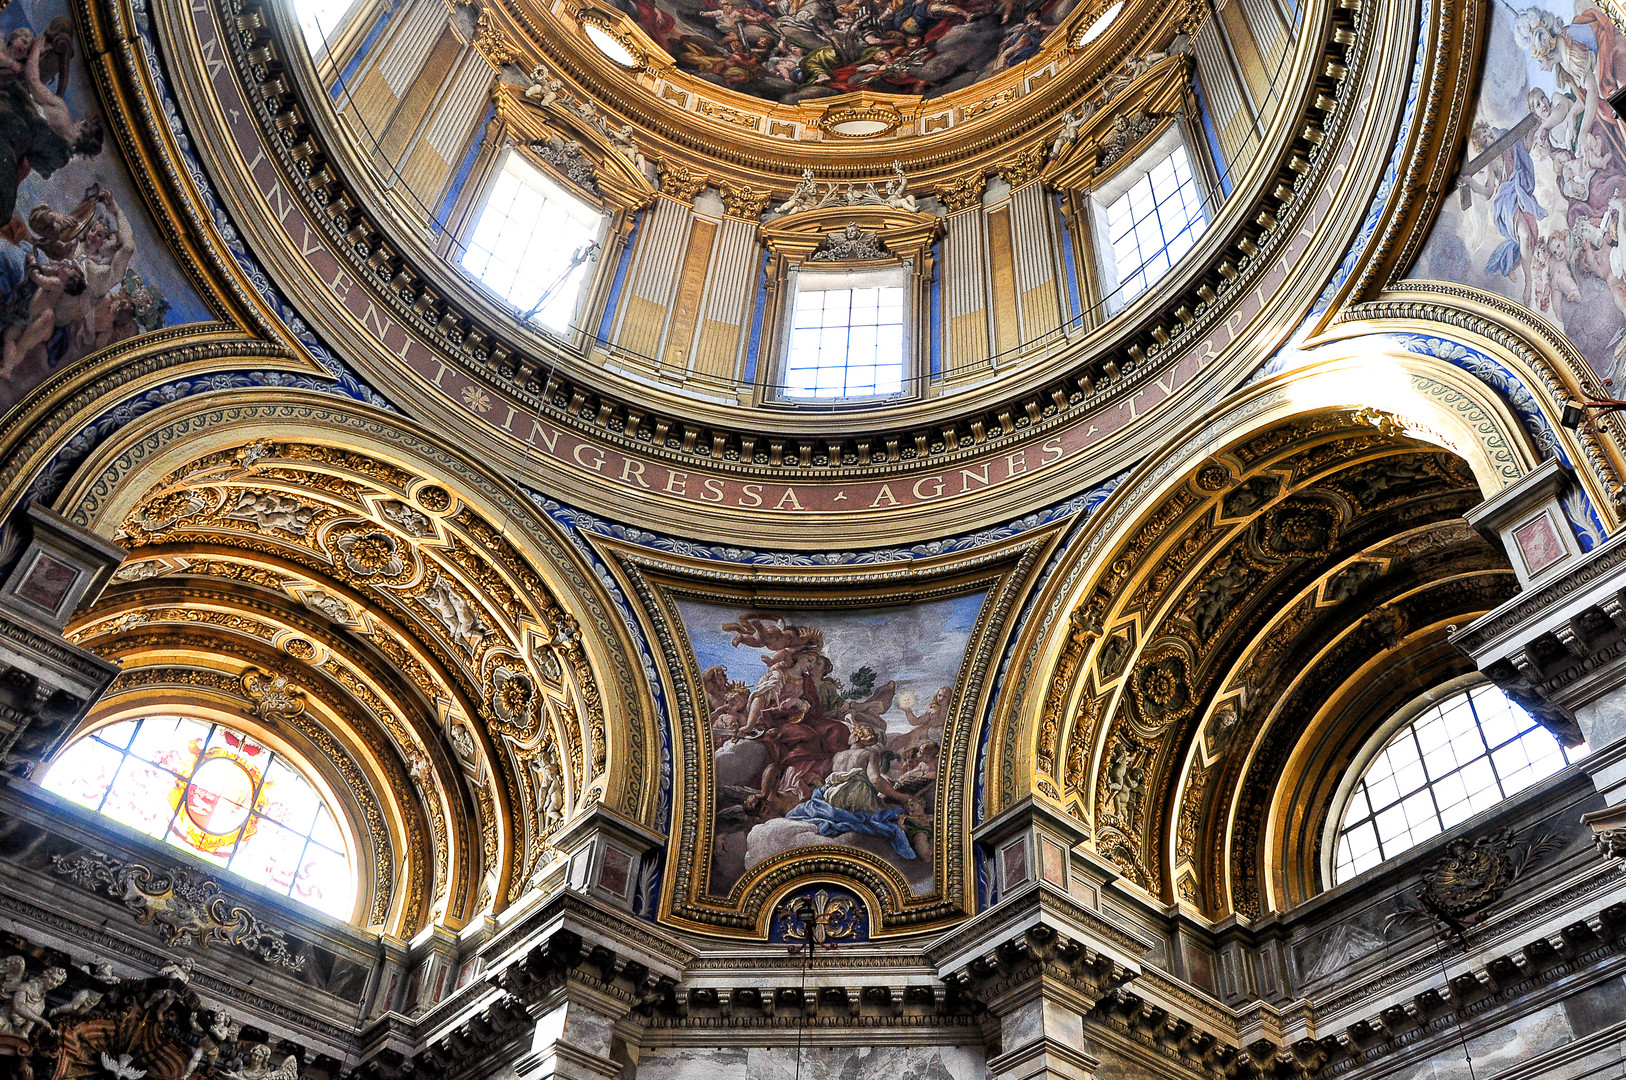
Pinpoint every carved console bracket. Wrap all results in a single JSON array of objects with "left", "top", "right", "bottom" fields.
[{"left": 1451, "top": 524, "right": 1626, "bottom": 753}]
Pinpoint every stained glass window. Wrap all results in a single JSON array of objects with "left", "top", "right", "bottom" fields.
[
  {"left": 41, "top": 716, "right": 355, "bottom": 920},
  {"left": 781, "top": 268, "right": 908, "bottom": 401},
  {"left": 1332, "top": 684, "right": 1588, "bottom": 884}
]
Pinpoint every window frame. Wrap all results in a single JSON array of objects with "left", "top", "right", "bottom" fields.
[
  {"left": 456, "top": 145, "right": 611, "bottom": 346},
  {"left": 1088, "top": 123, "right": 1214, "bottom": 316},
  {"left": 1320, "top": 674, "right": 1587, "bottom": 887},
  {"left": 39, "top": 706, "right": 365, "bottom": 924},
  {"left": 772, "top": 263, "right": 914, "bottom": 405}
]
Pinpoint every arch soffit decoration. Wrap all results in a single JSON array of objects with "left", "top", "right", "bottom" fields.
[
  {"left": 47, "top": 390, "right": 657, "bottom": 930},
  {"left": 1332, "top": 278, "right": 1626, "bottom": 518},
  {"left": 992, "top": 350, "right": 1568, "bottom": 919}
]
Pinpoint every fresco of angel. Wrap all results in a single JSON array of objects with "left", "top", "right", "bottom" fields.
[
  {"left": 1413, "top": 1, "right": 1626, "bottom": 384},
  {"left": 0, "top": 3, "right": 207, "bottom": 420}
]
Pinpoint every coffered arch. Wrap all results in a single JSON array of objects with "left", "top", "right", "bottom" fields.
[
  {"left": 35, "top": 390, "right": 658, "bottom": 928},
  {"left": 993, "top": 343, "right": 1592, "bottom": 920}
]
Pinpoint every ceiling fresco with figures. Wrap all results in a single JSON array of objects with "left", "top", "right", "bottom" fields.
[
  {"left": 1411, "top": 0, "right": 1626, "bottom": 384},
  {"left": 607, "top": 0, "right": 1090, "bottom": 101},
  {"left": 683, "top": 595, "right": 980, "bottom": 897},
  {"left": 0, "top": 0, "right": 209, "bottom": 418},
  {"left": 5, "top": 0, "right": 1626, "bottom": 1067}
]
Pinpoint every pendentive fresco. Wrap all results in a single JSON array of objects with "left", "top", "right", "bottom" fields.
[
  {"left": 0, "top": 0, "right": 209, "bottom": 418},
  {"left": 677, "top": 594, "right": 980, "bottom": 895},
  {"left": 1, "top": 0, "right": 1625, "bottom": 1072},
  {"left": 1412, "top": 1, "right": 1626, "bottom": 381}
]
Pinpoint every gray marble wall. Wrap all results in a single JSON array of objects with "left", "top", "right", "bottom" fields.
[{"left": 1389, "top": 980, "right": 1626, "bottom": 1080}]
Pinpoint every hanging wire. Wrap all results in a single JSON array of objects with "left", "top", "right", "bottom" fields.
[
  {"left": 1429, "top": 924, "right": 1480, "bottom": 1080},
  {"left": 793, "top": 933, "right": 812, "bottom": 1080}
]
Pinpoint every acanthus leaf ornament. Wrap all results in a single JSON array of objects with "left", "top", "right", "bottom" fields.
[
  {"left": 657, "top": 160, "right": 707, "bottom": 202},
  {"left": 240, "top": 667, "right": 307, "bottom": 722},
  {"left": 132, "top": 490, "right": 208, "bottom": 534},
  {"left": 994, "top": 143, "right": 1047, "bottom": 188},
  {"left": 51, "top": 852, "right": 307, "bottom": 971},
  {"left": 472, "top": 7, "right": 519, "bottom": 68},
  {"left": 719, "top": 182, "right": 772, "bottom": 220},
  {"left": 935, "top": 170, "right": 987, "bottom": 214}
]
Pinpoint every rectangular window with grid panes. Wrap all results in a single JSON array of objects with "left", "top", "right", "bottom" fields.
[{"left": 778, "top": 266, "right": 910, "bottom": 402}]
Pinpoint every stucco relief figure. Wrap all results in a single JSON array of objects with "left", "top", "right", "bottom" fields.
[
  {"left": 882, "top": 160, "right": 917, "bottom": 211},
  {"left": 221, "top": 1044, "right": 299, "bottom": 1080},
  {"left": 681, "top": 595, "right": 982, "bottom": 895},
  {"left": 775, "top": 167, "right": 820, "bottom": 214},
  {"left": 609, "top": 124, "right": 655, "bottom": 182},
  {"left": 0, "top": 3, "right": 204, "bottom": 419},
  {"left": 0, "top": 957, "right": 65, "bottom": 1037},
  {"left": 1413, "top": 1, "right": 1626, "bottom": 380},
  {"left": 523, "top": 64, "right": 563, "bottom": 109},
  {"left": 1048, "top": 103, "right": 1094, "bottom": 159}
]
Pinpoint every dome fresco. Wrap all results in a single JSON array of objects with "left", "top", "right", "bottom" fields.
[{"left": 606, "top": 0, "right": 1087, "bottom": 101}]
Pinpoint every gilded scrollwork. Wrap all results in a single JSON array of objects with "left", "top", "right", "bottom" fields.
[{"left": 97, "top": 438, "right": 613, "bottom": 924}]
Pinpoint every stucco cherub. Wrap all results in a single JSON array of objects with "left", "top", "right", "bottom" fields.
[{"left": 0, "top": 960, "right": 65, "bottom": 1038}]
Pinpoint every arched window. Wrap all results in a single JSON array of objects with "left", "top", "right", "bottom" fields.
[
  {"left": 1331, "top": 682, "right": 1587, "bottom": 885},
  {"left": 41, "top": 715, "right": 356, "bottom": 919}
]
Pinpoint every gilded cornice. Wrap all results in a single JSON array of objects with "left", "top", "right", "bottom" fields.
[
  {"left": 172, "top": 0, "right": 1359, "bottom": 488},
  {"left": 490, "top": 0, "right": 1188, "bottom": 173}
]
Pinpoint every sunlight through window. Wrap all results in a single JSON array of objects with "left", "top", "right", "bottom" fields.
[
  {"left": 782, "top": 269, "right": 907, "bottom": 401},
  {"left": 293, "top": 0, "right": 357, "bottom": 52},
  {"left": 461, "top": 150, "right": 604, "bottom": 335},
  {"left": 1332, "top": 684, "right": 1587, "bottom": 884},
  {"left": 1097, "top": 141, "right": 1208, "bottom": 311},
  {"left": 42, "top": 716, "right": 356, "bottom": 919}
]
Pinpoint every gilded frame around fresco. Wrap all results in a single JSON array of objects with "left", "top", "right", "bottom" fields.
[{"left": 590, "top": 526, "right": 1061, "bottom": 938}]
